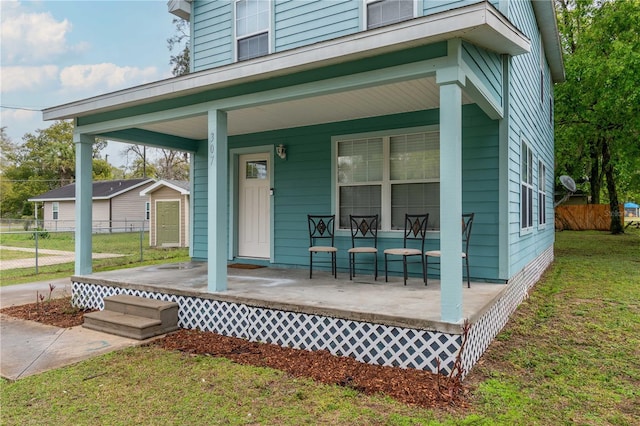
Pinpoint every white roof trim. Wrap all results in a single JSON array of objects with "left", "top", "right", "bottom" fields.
[
  {"left": 532, "top": 0, "right": 565, "bottom": 82},
  {"left": 43, "top": 2, "right": 529, "bottom": 121},
  {"left": 27, "top": 197, "right": 75, "bottom": 202},
  {"left": 140, "top": 180, "right": 190, "bottom": 196}
]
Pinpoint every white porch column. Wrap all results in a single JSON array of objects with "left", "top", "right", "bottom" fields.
[
  {"left": 436, "top": 67, "right": 465, "bottom": 323},
  {"left": 207, "top": 109, "right": 228, "bottom": 292},
  {"left": 74, "top": 132, "right": 94, "bottom": 275}
]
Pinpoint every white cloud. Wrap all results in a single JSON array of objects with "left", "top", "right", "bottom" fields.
[
  {"left": 59, "top": 63, "right": 159, "bottom": 92},
  {"left": 1, "top": 66, "right": 59, "bottom": 93},
  {"left": 0, "top": 2, "right": 83, "bottom": 65}
]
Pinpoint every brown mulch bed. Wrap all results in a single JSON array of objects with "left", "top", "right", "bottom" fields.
[
  {"left": 1, "top": 298, "right": 468, "bottom": 409},
  {"left": 0, "top": 297, "right": 94, "bottom": 328},
  {"left": 155, "top": 329, "right": 469, "bottom": 409}
]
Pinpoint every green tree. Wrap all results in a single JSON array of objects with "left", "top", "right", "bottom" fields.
[
  {"left": 1, "top": 121, "right": 109, "bottom": 218},
  {"left": 555, "top": 0, "right": 640, "bottom": 233},
  {"left": 168, "top": 18, "right": 190, "bottom": 76}
]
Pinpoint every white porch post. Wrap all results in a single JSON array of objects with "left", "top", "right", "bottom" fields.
[
  {"left": 437, "top": 67, "right": 464, "bottom": 323},
  {"left": 74, "top": 132, "right": 94, "bottom": 275},
  {"left": 207, "top": 109, "right": 228, "bottom": 292}
]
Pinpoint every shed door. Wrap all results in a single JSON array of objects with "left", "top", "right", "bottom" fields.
[
  {"left": 238, "top": 153, "right": 270, "bottom": 258},
  {"left": 157, "top": 201, "right": 180, "bottom": 247}
]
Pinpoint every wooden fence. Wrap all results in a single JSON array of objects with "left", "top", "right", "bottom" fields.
[{"left": 555, "top": 204, "right": 624, "bottom": 231}]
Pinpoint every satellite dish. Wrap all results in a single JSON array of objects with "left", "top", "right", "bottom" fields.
[
  {"left": 560, "top": 175, "right": 577, "bottom": 193},
  {"left": 555, "top": 175, "right": 576, "bottom": 207}
]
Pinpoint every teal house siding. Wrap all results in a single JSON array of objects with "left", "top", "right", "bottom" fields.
[
  {"left": 462, "top": 42, "right": 503, "bottom": 111},
  {"left": 274, "top": 0, "right": 360, "bottom": 52},
  {"left": 505, "top": 0, "right": 555, "bottom": 276},
  {"left": 191, "top": 139, "right": 209, "bottom": 260},
  {"left": 461, "top": 104, "right": 500, "bottom": 281},
  {"left": 218, "top": 104, "right": 500, "bottom": 279},
  {"left": 192, "top": 0, "right": 233, "bottom": 72}
]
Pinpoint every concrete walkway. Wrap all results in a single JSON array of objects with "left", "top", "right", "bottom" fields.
[
  {"left": 0, "top": 245, "right": 124, "bottom": 271},
  {"left": 0, "top": 279, "right": 148, "bottom": 381}
]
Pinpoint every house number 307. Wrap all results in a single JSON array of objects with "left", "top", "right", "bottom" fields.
[{"left": 209, "top": 133, "right": 215, "bottom": 165}]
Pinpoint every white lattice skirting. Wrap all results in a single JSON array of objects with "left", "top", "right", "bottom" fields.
[
  {"left": 462, "top": 245, "right": 554, "bottom": 374},
  {"left": 72, "top": 247, "right": 553, "bottom": 377}
]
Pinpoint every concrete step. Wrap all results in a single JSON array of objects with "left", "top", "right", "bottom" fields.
[
  {"left": 83, "top": 311, "right": 179, "bottom": 340},
  {"left": 82, "top": 295, "right": 180, "bottom": 340},
  {"left": 103, "top": 294, "right": 178, "bottom": 322}
]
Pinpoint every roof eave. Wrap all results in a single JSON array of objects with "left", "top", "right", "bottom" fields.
[
  {"left": 531, "top": 0, "right": 565, "bottom": 83},
  {"left": 43, "top": 2, "right": 530, "bottom": 121}
]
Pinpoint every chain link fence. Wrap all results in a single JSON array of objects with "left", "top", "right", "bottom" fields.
[{"left": 0, "top": 219, "right": 189, "bottom": 281}]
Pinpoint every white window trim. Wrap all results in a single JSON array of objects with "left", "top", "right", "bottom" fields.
[
  {"left": 52, "top": 202, "right": 59, "bottom": 220},
  {"left": 234, "top": 0, "right": 272, "bottom": 62},
  {"left": 332, "top": 125, "right": 439, "bottom": 236},
  {"left": 145, "top": 201, "right": 150, "bottom": 221},
  {"left": 538, "top": 160, "right": 547, "bottom": 229},
  {"left": 363, "top": 0, "right": 418, "bottom": 31},
  {"left": 520, "top": 139, "right": 534, "bottom": 234}
]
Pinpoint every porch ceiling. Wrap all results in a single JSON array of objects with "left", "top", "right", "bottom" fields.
[{"left": 135, "top": 76, "right": 474, "bottom": 139}]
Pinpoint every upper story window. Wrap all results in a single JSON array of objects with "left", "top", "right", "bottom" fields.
[
  {"left": 366, "top": 0, "right": 415, "bottom": 30},
  {"left": 521, "top": 141, "right": 534, "bottom": 231},
  {"left": 52, "top": 202, "right": 59, "bottom": 220},
  {"left": 235, "top": 0, "right": 270, "bottom": 61},
  {"left": 336, "top": 128, "right": 440, "bottom": 232}
]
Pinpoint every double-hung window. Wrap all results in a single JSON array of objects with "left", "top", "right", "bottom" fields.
[
  {"left": 52, "top": 202, "right": 59, "bottom": 220},
  {"left": 235, "top": 0, "right": 270, "bottom": 61},
  {"left": 538, "top": 161, "right": 547, "bottom": 226},
  {"left": 145, "top": 201, "right": 150, "bottom": 221},
  {"left": 366, "top": 0, "right": 415, "bottom": 30},
  {"left": 521, "top": 141, "right": 534, "bottom": 231},
  {"left": 336, "top": 129, "right": 440, "bottom": 231}
]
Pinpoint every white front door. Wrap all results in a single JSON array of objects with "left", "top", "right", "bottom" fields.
[{"left": 238, "top": 153, "right": 270, "bottom": 258}]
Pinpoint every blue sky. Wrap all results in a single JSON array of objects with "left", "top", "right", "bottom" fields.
[{"left": 1, "top": 0, "right": 180, "bottom": 166}]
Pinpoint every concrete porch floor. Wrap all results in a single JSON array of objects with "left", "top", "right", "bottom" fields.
[{"left": 72, "top": 262, "right": 507, "bottom": 334}]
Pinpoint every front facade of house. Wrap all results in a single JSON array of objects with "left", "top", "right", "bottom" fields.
[
  {"left": 28, "top": 179, "right": 154, "bottom": 231},
  {"left": 44, "top": 0, "right": 563, "bottom": 373}
]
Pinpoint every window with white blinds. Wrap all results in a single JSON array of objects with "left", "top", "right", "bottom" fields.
[
  {"left": 366, "top": 0, "right": 414, "bottom": 30},
  {"left": 336, "top": 129, "right": 440, "bottom": 231},
  {"left": 235, "top": 0, "right": 270, "bottom": 61}
]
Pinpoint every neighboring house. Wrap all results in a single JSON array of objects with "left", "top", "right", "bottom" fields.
[
  {"left": 29, "top": 179, "right": 155, "bottom": 231},
  {"left": 140, "top": 180, "right": 190, "bottom": 247},
  {"left": 43, "top": 1, "right": 564, "bottom": 374}
]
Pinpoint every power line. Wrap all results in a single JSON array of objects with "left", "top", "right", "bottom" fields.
[{"left": 1, "top": 105, "right": 44, "bottom": 112}]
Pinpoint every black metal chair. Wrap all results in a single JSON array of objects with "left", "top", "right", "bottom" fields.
[
  {"left": 384, "top": 214, "right": 429, "bottom": 285},
  {"left": 425, "top": 213, "right": 474, "bottom": 288},
  {"left": 308, "top": 215, "right": 337, "bottom": 279},
  {"left": 348, "top": 214, "right": 378, "bottom": 280}
]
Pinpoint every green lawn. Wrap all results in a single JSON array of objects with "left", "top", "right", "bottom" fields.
[
  {"left": 0, "top": 248, "right": 53, "bottom": 261},
  {"left": 1, "top": 230, "right": 639, "bottom": 425},
  {"left": 0, "top": 231, "right": 189, "bottom": 286}
]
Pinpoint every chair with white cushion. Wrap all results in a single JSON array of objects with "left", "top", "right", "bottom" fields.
[
  {"left": 384, "top": 213, "right": 429, "bottom": 286},
  {"left": 308, "top": 215, "right": 338, "bottom": 279},
  {"left": 348, "top": 214, "right": 378, "bottom": 280},
  {"left": 425, "top": 213, "right": 474, "bottom": 288}
]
